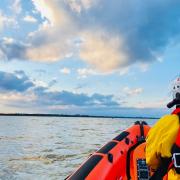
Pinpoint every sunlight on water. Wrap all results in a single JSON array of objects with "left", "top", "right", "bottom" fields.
[{"left": 0, "top": 116, "right": 157, "bottom": 179}]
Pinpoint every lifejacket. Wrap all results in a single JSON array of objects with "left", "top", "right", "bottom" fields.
[
  {"left": 150, "top": 107, "right": 180, "bottom": 179},
  {"left": 170, "top": 107, "right": 180, "bottom": 174}
]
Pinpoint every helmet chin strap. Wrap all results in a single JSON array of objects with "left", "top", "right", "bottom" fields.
[{"left": 167, "top": 93, "right": 180, "bottom": 109}]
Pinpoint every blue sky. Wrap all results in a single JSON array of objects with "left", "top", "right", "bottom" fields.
[{"left": 0, "top": 0, "right": 179, "bottom": 117}]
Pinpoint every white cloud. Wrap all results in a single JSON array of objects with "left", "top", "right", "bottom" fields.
[
  {"left": 0, "top": 14, "right": 3, "bottom": 30},
  {"left": 0, "top": 11, "right": 18, "bottom": 30},
  {"left": 1, "top": 0, "right": 180, "bottom": 74},
  {"left": 157, "top": 56, "right": 164, "bottom": 63},
  {"left": 77, "top": 68, "right": 96, "bottom": 78},
  {"left": 12, "top": 0, "right": 22, "bottom": 14},
  {"left": 60, "top": 67, "right": 71, "bottom": 74},
  {"left": 31, "top": 0, "right": 71, "bottom": 27},
  {"left": 66, "top": 0, "right": 82, "bottom": 13},
  {"left": 25, "top": 0, "right": 76, "bottom": 62},
  {"left": 136, "top": 63, "right": 149, "bottom": 72},
  {"left": 23, "top": 15, "right": 37, "bottom": 23},
  {"left": 80, "top": 31, "right": 128, "bottom": 72},
  {"left": 47, "top": 104, "right": 75, "bottom": 110},
  {"left": 119, "top": 67, "right": 129, "bottom": 76},
  {"left": 2, "top": 37, "right": 15, "bottom": 44},
  {"left": 33, "top": 80, "right": 48, "bottom": 88},
  {"left": 26, "top": 40, "right": 72, "bottom": 62},
  {"left": 81, "top": 0, "right": 96, "bottom": 9},
  {"left": 0, "top": 48, "right": 6, "bottom": 60},
  {"left": 25, "top": 1, "right": 129, "bottom": 73},
  {"left": 7, "top": 1, "right": 133, "bottom": 73},
  {"left": 0, "top": 92, "right": 36, "bottom": 102},
  {"left": 66, "top": 0, "right": 97, "bottom": 13},
  {"left": 123, "top": 87, "right": 143, "bottom": 96},
  {"left": 134, "top": 99, "right": 166, "bottom": 109}
]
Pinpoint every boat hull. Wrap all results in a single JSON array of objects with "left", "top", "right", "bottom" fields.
[{"left": 67, "top": 121, "right": 151, "bottom": 180}]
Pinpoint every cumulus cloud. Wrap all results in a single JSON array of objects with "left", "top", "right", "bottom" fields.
[
  {"left": 0, "top": 92, "right": 36, "bottom": 103},
  {"left": 31, "top": 0, "right": 71, "bottom": 26},
  {"left": 60, "top": 67, "right": 71, "bottom": 74},
  {"left": 77, "top": 68, "right": 96, "bottom": 78},
  {"left": 23, "top": 15, "right": 37, "bottom": 23},
  {"left": 25, "top": 0, "right": 76, "bottom": 62},
  {"left": 0, "top": 13, "right": 3, "bottom": 30},
  {"left": 0, "top": 11, "right": 17, "bottom": 31},
  {"left": 123, "top": 87, "right": 143, "bottom": 96},
  {"left": 80, "top": 31, "right": 128, "bottom": 72},
  {"left": 11, "top": 0, "right": 22, "bottom": 14},
  {"left": 0, "top": 71, "right": 34, "bottom": 92},
  {"left": 138, "top": 63, "right": 149, "bottom": 72},
  {"left": 74, "top": 0, "right": 180, "bottom": 72},
  {"left": 0, "top": 37, "right": 27, "bottom": 60},
  {"left": 0, "top": 70, "right": 119, "bottom": 109},
  {"left": 135, "top": 99, "right": 167, "bottom": 109},
  {"left": 32, "top": 79, "right": 48, "bottom": 88},
  {"left": 33, "top": 88, "right": 119, "bottom": 107},
  {"left": 66, "top": 0, "right": 98, "bottom": 13},
  {"left": 119, "top": 67, "right": 130, "bottom": 76},
  {"left": 1, "top": 0, "right": 180, "bottom": 72}
]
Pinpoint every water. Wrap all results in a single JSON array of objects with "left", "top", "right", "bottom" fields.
[{"left": 0, "top": 116, "right": 157, "bottom": 180}]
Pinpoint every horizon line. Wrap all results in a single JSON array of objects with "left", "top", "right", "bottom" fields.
[{"left": 0, "top": 113, "right": 159, "bottom": 119}]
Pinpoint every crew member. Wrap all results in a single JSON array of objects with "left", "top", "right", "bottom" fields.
[{"left": 146, "top": 77, "right": 180, "bottom": 179}]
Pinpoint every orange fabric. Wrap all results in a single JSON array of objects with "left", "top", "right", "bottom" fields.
[{"left": 131, "top": 143, "right": 147, "bottom": 179}]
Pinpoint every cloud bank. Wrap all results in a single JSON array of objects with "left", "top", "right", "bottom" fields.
[
  {"left": 0, "top": 70, "right": 119, "bottom": 109},
  {"left": 1, "top": 0, "right": 180, "bottom": 72},
  {"left": 0, "top": 70, "right": 167, "bottom": 116}
]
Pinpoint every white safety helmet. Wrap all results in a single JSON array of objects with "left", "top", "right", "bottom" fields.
[{"left": 172, "top": 76, "right": 180, "bottom": 99}]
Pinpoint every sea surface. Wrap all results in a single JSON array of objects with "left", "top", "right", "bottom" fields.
[{"left": 0, "top": 116, "right": 157, "bottom": 180}]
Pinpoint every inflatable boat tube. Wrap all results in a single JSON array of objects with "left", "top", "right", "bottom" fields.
[{"left": 66, "top": 121, "right": 151, "bottom": 180}]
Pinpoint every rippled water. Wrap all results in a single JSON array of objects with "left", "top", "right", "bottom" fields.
[{"left": 0, "top": 116, "right": 157, "bottom": 179}]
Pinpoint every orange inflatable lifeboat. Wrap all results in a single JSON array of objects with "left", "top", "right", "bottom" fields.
[{"left": 67, "top": 121, "right": 151, "bottom": 180}]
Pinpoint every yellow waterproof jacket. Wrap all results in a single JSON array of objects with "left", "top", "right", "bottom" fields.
[{"left": 146, "top": 114, "right": 180, "bottom": 179}]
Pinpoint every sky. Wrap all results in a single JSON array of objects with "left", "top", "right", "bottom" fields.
[{"left": 0, "top": 0, "right": 179, "bottom": 117}]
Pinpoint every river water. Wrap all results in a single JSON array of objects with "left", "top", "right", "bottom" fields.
[{"left": 0, "top": 116, "right": 157, "bottom": 180}]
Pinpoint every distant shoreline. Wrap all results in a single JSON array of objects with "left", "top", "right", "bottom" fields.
[{"left": 0, "top": 113, "right": 159, "bottom": 119}]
